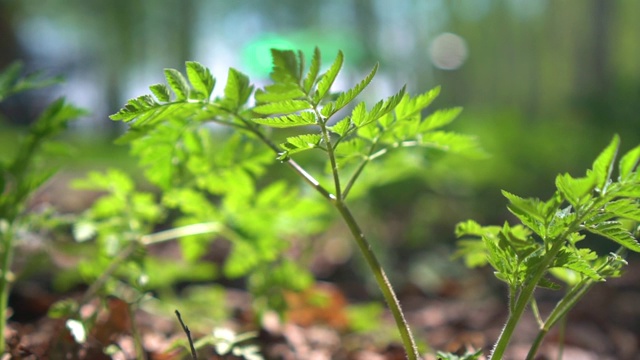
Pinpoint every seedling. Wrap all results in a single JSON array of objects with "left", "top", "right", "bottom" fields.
[
  {"left": 109, "top": 48, "right": 483, "bottom": 359},
  {"left": 455, "top": 135, "right": 640, "bottom": 359},
  {"left": 0, "top": 62, "right": 84, "bottom": 354}
]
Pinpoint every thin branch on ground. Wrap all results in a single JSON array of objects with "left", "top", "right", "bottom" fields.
[{"left": 175, "top": 310, "right": 198, "bottom": 360}]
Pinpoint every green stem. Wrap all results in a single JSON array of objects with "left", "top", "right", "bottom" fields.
[
  {"left": 334, "top": 202, "right": 420, "bottom": 360},
  {"left": 316, "top": 109, "right": 342, "bottom": 199},
  {"left": 526, "top": 259, "right": 609, "bottom": 360},
  {"left": 78, "top": 241, "right": 139, "bottom": 307},
  {"left": 489, "top": 238, "right": 566, "bottom": 360},
  {"left": 232, "top": 113, "right": 419, "bottom": 359},
  {"left": 0, "top": 223, "right": 15, "bottom": 355}
]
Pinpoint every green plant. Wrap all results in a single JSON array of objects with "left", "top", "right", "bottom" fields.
[
  {"left": 455, "top": 135, "right": 640, "bottom": 359},
  {"left": 0, "top": 62, "right": 85, "bottom": 354},
  {"left": 103, "top": 48, "right": 483, "bottom": 359}
]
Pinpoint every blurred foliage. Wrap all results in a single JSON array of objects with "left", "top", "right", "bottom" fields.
[{"left": 1, "top": 0, "right": 639, "bottom": 295}]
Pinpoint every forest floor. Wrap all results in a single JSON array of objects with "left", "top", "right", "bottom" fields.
[
  {"left": 3, "top": 175, "right": 640, "bottom": 360},
  {"left": 4, "top": 260, "right": 640, "bottom": 360}
]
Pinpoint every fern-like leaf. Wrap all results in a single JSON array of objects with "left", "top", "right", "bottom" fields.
[
  {"left": 395, "top": 87, "right": 440, "bottom": 120},
  {"left": 186, "top": 61, "right": 215, "bottom": 100},
  {"left": 329, "top": 117, "right": 351, "bottom": 137},
  {"left": 313, "top": 51, "right": 343, "bottom": 103},
  {"left": 149, "top": 84, "right": 171, "bottom": 102},
  {"left": 255, "top": 83, "right": 306, "bottom": 103},
  {"left": 586, "top": 221, "right": 640, "bottom": 251},
  {"left": 619, "top": 144, "right": 640, "bottom": 181},
  {"left": 164, "top": 68, "right": 190, "bottom": 100},
  {"left": 419, "top": 107, "right": 463, "bottom": 132},
  {"left": 555, "top": 173, "right": 596, "bottom": 208},
  {"left": 270, "top": 49, "right": 300, "bottom": 83},
  {"left": 419, "top": 131, "right": 484, "bottom": 158},
  {"left": 591, "top": 135, "right": 619, "bottom": 191},
  {"left": 280, "top": 134, "right": 323, "bottom": 156},
  {"left": 252, "top": 112, "right": 316, "bottom": 128},
  {"left": 253, "top": 100, "right": 311, "bottom": 116},
  {"left": 303, "top": 47, "right": 322, "bottom": 93},
  {"left": 604, "top": 199, "right": 640, "bottom": 222},
  {"left": 325, "top": 63, "right": 378, "bottom": 117},
  {"left": 223, "top": 68, "right": 253, "bottom": 111}
]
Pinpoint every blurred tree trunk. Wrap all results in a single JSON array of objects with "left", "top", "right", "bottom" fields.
[{"left": 576, "top": 0, "right": 613, "bottom": 96}]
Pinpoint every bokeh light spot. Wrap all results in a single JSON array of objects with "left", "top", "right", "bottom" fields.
[{"left": 429, "top": 32, "right": 468, "bottom": 70}]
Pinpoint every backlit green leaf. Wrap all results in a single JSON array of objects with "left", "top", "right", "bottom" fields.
[
  {"left": 604, "top": 199, "right": 640, "bottom": 222},
  {"left": 420, "top": 131, "right": 485, "bottom": 158},
  {"left": 253, "top": 99, "right": 311, "bottom": 115},
  {"left": 555, "top": 173, "right": 595, "bottom": 208},
  {"left": 395, "top": 86, "right": 440, "bottom": 120},
  {"left": 419, "top": 107, "right": 463, "bottom": 132},
  {"left": 327, "top": 63, "right": 378, "bottom": 116},
  {"left": 619, "top": 144, "right": 640, "bottom": 181},
  {"left": 164, "top": 68, "right": 189, "bottom": 100},
  {"left": 270, "top": 49, "right": 300, "bottom": 83},
  {"left": 186, "top": 61, "right": 215, "bottom": 99},
  {"left": 586, "top": 221, "right": 640, "bottom": 252},
  {"left": 252, "top": 112, "right": 316, "bottom": 128},
  {"left": 279, "top": 134, "right": 323, "bottom": 156},
  {"left": 149, "top": 84, "right": 171, "bottom": 102},
  {"left": 303, "top": 47, "right": 321, "bottom": 93},
  {"left": 255, "top": 83, "right": 305, "bottom": 103},
  {"left": 329, "top": 117, "right": 351, "bottom": 137},
  {"left": 591, "top": 135, "right": 619, "bottom": 191},
  {"left": 223, "top": 68, "right": 253, "bottom": 111},
  {"left": 313, "top": 51, "right": 343, "bottom": 103}
]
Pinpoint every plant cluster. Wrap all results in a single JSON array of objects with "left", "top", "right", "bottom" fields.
[
  {"left": 455, "top": 134, "right": 640, "bottom": 359},
  {"left": 0, "top": 62, "right": 85, "bottom": 355},
  {"left": 0, "top": 48, "right": 638, "bottom": 360}
]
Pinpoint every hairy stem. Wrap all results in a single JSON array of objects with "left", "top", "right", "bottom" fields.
[
  {"left": 333, "top": 202, "right": 420, "bottom": 360},
  {"left": 490, "top": 238, "right": 566, "bottom": 360},
  {"left": 526, "top": 252, "right": 615, "bottom": 360}
]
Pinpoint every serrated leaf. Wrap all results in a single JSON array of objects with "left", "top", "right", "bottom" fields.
[
  {"left": 280, "top": 134, "right": 323, "bottom": 156},
  {"left": 395, "top": 86, "right": 440, "bottom": 120},
  {"left": 164, "top": 68, "right": 189, "bottom": 100},
  {"left": 604, "top": 199, "right": 640, "bottom": 222},
  {"left": 270, "top": 49, "right": 299, "bottom": 83},
  {"left": 555, "top": 173, "right": 595, "bottom": 208},
  {"left": 349, "top": 102, "right": 367, "bottom": 127},
  {"left": 364, "top": 86, "right": 406, "bottom": 126},
  {"left": 419, "top": 131, "right": 485, "bottom": 158},
  {"left": 552, "top": 248, "right": 602, "bottom": 281},
  {"left": 536, "top": 277, "right": 562, "bottom": 290},
  {"left": 255, "top": 83, "right": 305, "bottom": 103},
  {"left": 313, "top": 51, "right": 343, "bottom": 103},
  {"left": 327, "top": 63, "right": 378, "bottom": 116},
  {"left": 357, "top": 122, "right": 380, "bottom": 140},
  {"left": 329, "top": 117, "right": 351, "bottom": 136},
  {"left": 619, "top": 144, "right": 640, "bottom": 181},
  {"left": 419, "top": 107, "right": 463, "bottom": 132},
  {"left": 303, "top": 47, "right": 321, "bottom": 93},
  {"left": 253, "top": 100, "right": 311, "bottom": 115},
  {"left": 591, "top": 135, "right": 620, "bottom": 191},
  {"left": 186, "top": 61, "right": 215, "bottom": 99},
  {"left": 149, "top": 84, "right": 171, "bottom": 102},
  {"left": 222, "top": 68, "right": 253, "bottom": 111},
  {"left": 586, "top": 221, "right": 640, "bottom": 252},
  {"left": 502, "top": 191, "right": 546, "bottom": 236},
  {"left": 252, "top": 112, "right": 316, "bottom": 128}
]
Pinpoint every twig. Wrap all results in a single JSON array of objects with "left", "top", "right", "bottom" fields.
[{"left": 175, "top": 310, "right": 198, "bottom": 360}]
